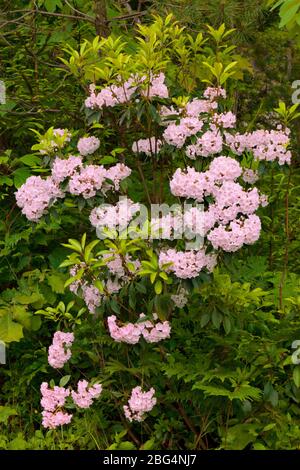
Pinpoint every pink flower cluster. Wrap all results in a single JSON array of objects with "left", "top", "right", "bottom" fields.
[
  {"left": 132, "top": 137, "right": 162, "bottom": 156},
  {"left": 77, "top": 136, "right": 100, "bottom": 156},
  {"left": 170, "top": 156, "right": 243, "bottom": 202},
  {"left": 107, "top": 314, "right": 171, "bottom": 344},
  {"left": 159, "top": 249, "right": 217, "bottom": 279},
  {"left": 242, "top": 169, "right": 259, "bottom": 184},
  {"left": 40, "top": 382, "right": 72, "bottom": 429},
  {"left": 68, "top": 264, "right": 102, "bottom": 313},
  {"left": 85, "top": 79, "right": 136, "bottom": 108},
  {"left": 207, "top": 214, "right": 261, "bottom": 252},
  {"left": 185, "top": 98, "right": 217, "bottom": 116},
  {"left": 213, "top": 111, "right": 236, "bottom": 128},
  {"left": 203, "top": 86, "right": 226, "bottom": 100},
  {"left": 41, "top": 379, "right": 102, "bottom": 428},
  {"left": 169, "top": 156, "right": 264, "bottom": 253},
  {"left": 105, "top": 163, "right": 132, "bottom": 191},
  {"left": 124, "top": 386, "right": 157, "bottom": 422},
  {"left": 185, "top": 129, "right": 223, "bottom": 158},
  {"left": 15, "top": 175, "right": 64, "bottom": 221},
  {"left": 71, "top": 380, "right": 102, "bottom": 409},
  {"left": 51, "top": 156, "right": 82, "bottom": 184},
  {"left": 16, "top": 159, "right": 131, "bottom": 221},
  {"left": 48, "top": 331, "right": 74, "bottom": 369},
  {"left": 68, "top": 162, "right": 131, "bottom": 199},
  {"left": 82, "top": 284, "right": 102, "bottom": 313},
  {"left": 89, "top": 198, "right": 140, "bottom": 231},
  {"left": 225, "top": 128, "right": 291, "bottom": 165},
  {"left": 142, "top": 72, "right": 169, "bottom": 99},
  {"left": 68, "top": 164, "right": 107, "bottom": 198},
  {"left": 163, "top": 117, "right": 203, "bottom": 148},
  {"left": 85, "top": 73, "right": 168, "bottom": 110}
]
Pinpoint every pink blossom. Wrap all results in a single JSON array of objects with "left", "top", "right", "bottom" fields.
[
  {"left": 186, "top": 98, "right": 217, "bottom": 116},
  {"left": 207, "top": 214, "right": 261, "bottom": 252},
  {"left": 242, "top": 169, "right": 259, "bottom": 184},
  {"left": 48, "top": 331, "right": 74, "bottom": 369},
  {"left": 71, "top": 380, "right": 102, "bottom": 409},
  {"left": 89, "top": 198, "right": 140, "bottom": 230},
  {"left": 225, "top": 128, "right": 291, "bottom": 165},
  {"left": 68, "top": 165, "right": 107, "bottom": 198},
  {"left": 142, "top": 320, "right": 171, "bottom": 343},
  {"left": 132, "top": 137, "right": 162, "bottom": 156},
  {"left": 82, "top": 284, "right": 102, "bottom": 313},
  {"left": 77, "top": 136, "right": 100, "bottom": 156},
  {"left": 159, "top": 249, "right": 217, "bottom": 279},
  {"left": 40, "top": 381, "right": 72, "bottom": 429},
  {"left": 40, "top": 382, "right": 70, "bottom": 413},
  {"left": 163, "top": 117, "right": 203, "bottom": 148},
  {"left": 203, "top": 87, "right": 226, "bottom": 100},
  {"left": 124, "top": 386, "right": 157, "bottom": 422},
  {"left": 85, "top": 78, "right": 137, "bottom": 109},
  {"left": 107, "top": 315, "right": 171, "bottom": 344},
  {"left": 107, "top": 315, "right": 144, "bottom": 344},
  {"left": 142, "top": 73, "right": 169, "bottom": 99},
  {"left": 208, "top": 156, "right": 242, "bottom": 181},
  {"left": 186, "top": 129, "right": 223, "bottom": 158},
  {"left": 42, "top": 410, "right": 72, "bottom": 429},
  {"left": 213, "top": 111, "right": 236, "bottom": 128},
  {"left": 51, "top": 156, "right": 82, "bottom": 184},
  {"left": 15, "top": 176, "right": 64, "bottom": 221},
  {"left": 105, "top": 163, "right": 132, "bottom": 191}
]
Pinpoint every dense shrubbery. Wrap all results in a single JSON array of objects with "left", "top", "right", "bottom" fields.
[{"left": 1, "top": 1, "right": 300, "bottom": 451}]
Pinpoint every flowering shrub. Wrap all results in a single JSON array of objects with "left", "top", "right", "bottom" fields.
[{"left": 7, "top": 16, "right": 299, "bottom": 449}]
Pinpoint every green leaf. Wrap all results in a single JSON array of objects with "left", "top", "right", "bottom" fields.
[
  {"left": 84, "top": 240, "right": 100, "bottom": 262},
  {"left": 221, "top": 423, "right": 258, "bottom": 450},
  {"left": 47, "top": 272, "right": 67, "bottom": 294},
  {"left": 223, "top": 316, "right": 231, "bottom": 334},
  {"left": 293, "top": 365, "right": 300, "bottom": 387},
  {"left": 118, "top": 441, "right": 136, "bottom": 450},
  {"left": 13, "top": 168, "right": 31, "bottom": 188},
  {"left": 154, "top": 279, "right": 163, "bottom": 294},
  {"left": 154, "top": 294, "right": 171, "bottom": 319},
  {"left": 11, "top": 305, "right": 32, "bottom": 329},
  {"left": 141, "top": 438, "right": 156, "bottom": 450},
  {"left": 19, "top": 154, "right": 41, "bottom": 166},
  {"left": 212, "top": 310, "right": 223, "bottom": 328},
  {"left": 0, "top": 406, "right": 18, "bottom": 424},
  {"left": 95, "top": 280, "right": 104, "bottom": 293},
  {"left": 8, "top": 436, "right": 27, "bottom": 450},
  {"left": 200, "top": 313, "right": 210, "bottom": 327},
  {"left": 100, "top": 156, "right": 117, "bottom": 164},
  {"left": 44, "top": 0, "right": 62, "bottom": 12},
  {"left": 0, "top": 313, "right": 23, "bottom": 343},
  {"left": 59, "top": 375, "right": 71, "bottom": 387}
]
